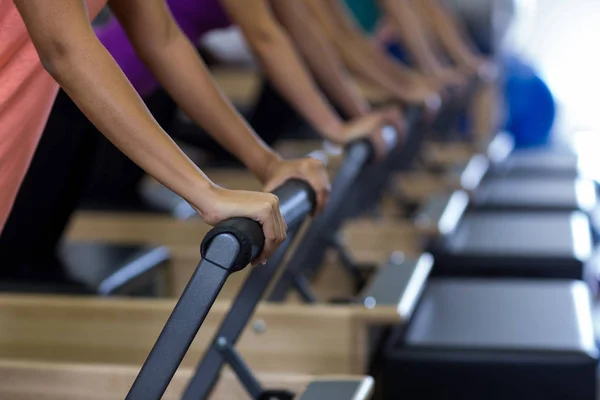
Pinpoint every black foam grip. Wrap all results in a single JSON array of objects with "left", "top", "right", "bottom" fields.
[
  {"left": 200, "top": 179, "right": 317, "bottom": 272},
  {"left": 277, "top": 178, "right": 317, "bottom": 212},
  {"left": 346, "top": 138, "right": 376, "bottom": 165},
  {"left": 272, "top": 179, "right": 317, "bottom": 228},
  {"left": 201, "top": 217, "right": 263, "bottom": 272}
]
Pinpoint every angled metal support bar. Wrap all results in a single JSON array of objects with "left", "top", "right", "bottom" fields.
[
  {"left": 268, "top": 140, "right": 375, "bottom": 302},
  {"left": 182, "top": 232, "right": 296, "bottom": 400},
  {"left": 126, "top": 179, "right": 316, "bottom": 400},
  {"left": 126, "top": 234, "right": 240, "bottom": 400}
]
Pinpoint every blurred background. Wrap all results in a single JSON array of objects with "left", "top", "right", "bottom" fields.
[
  {"left": 202, "top": 0, "right": 600, "bottom": 147},
  {"left": 508, "top": 0, "right": 600, "bottom": 137},
  {"left": 3, "top": 1, "right": 600, "bottom": 399}
]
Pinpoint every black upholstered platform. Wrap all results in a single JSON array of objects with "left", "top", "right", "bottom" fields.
[{"left": 383, "top": 279, "right": 598, "bottom": 400}]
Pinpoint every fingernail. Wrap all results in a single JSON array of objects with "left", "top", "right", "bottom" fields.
[{"left": 262, "top": 260, "right": 268, "bottom": 265}]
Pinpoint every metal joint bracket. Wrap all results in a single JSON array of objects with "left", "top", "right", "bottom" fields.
[
  {"left": 414, "top": 191, "right": 469, "bottom": 237},
  {"left": 359, "top": 253, "right": 434, "bottom": 320},
  {"left": 298, "top": 377, "right": 374, "bottom": 400},
  {"left": 486, "top": 131, "right": 515, "bottom": 164},
  {"left": 448, "top": 154, "right": 489, "bottom": 192}
]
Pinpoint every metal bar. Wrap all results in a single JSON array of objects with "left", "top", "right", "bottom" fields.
[
  {"left": 268, "top": 141, "right": 373, "bottom": 302},
  {"left": 126, "top": 234, "right": 240, "bottom": 400},
  {"left": 216, "top": 337, "right": 263, "bottom": 398},
  {"left": 182, "top": 230, "right": 296, "bottom": 400},
  {"left": 128, "top": 179, "right": 317, "bottom": 400},
  {"left": 293, "top": 272, "right": 318, "bottom": 303},
  {"left": 346, "top": 111, "right": 424, "bottom": 221}
]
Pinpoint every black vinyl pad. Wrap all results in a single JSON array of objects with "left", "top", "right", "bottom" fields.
[
  {"left": 495, "top": 149, "right": 580, "bottom": 178},
  {"left": 405, "top": 279, "right": 596, "bottom": 353},
  {"left": 447, "top": 211, "right": 591, "bottom": 258},
  {"left": 473, "top": 177, "right": 596, "bottom": 212},
  {"left": 429, "top": 211, "right": 593, "bottom": 279},
  {"left": 382, "top": 279, "right": 598, "bottom": 400}
]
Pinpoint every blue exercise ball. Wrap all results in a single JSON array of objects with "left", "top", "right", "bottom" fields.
[
  {"left": 384, "top": 40, "right": 555, "bottom": 147},
  {"left": 503, "top": 56, "right": 556, "bottom": 148}
]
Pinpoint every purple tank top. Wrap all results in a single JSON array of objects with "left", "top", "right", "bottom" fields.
[{"left": 95, "top": 0, "right": 231, "bottom": 97}]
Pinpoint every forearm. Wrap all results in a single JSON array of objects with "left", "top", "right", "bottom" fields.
[
  {"left": 307, "top": 0, "right": 418, "bottom": 101},
  {"left": 289, "top": 33, "right": 369, "bottom": 119},
  {"left": 379, "top": 0, "right": 445, "bottom": 76},
  {"left": 249, "top": 28, "right": 345, "bottom": 141},
  {"left": 414, "top": 0, "right": 481, "bottom": 67},
  {"left": 339, "top": 36, "right": 422, "bottom": 100},
  {"left": 137, "top": 31, "right": 279, "bottom": 181},
  {"left": 320, "top": 73, "right": 370, "bottom": 118},
  {"left": 272, "top": 1, "right": 369, "bottom": 118},
  {"left": 43, "top": 35, "right": 215, "bottom": 211}
]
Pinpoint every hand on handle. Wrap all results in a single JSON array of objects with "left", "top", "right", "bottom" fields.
[
  {"left": 195, "top": 187, "right": 287, "bottom": 265},
  {"left": 262, "top": 157, "right": 331, "bottom": 215},
  {"left": 336, "top": 105, "right": 405, "bottom": 161}
]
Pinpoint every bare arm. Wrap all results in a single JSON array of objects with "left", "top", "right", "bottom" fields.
[
  {"left": 411, "top": 0, "right": 485, "bottom": 71},
  {"left": 270, "top": 0, "right": 369, "bottom": 119},
  {"left": 378, "top": 0, "right": 447, "bottom": 77},
  {"left": 220, "top": 0, "right": 347, "bottom": 142},
  {"left": 111, "top": 0, "right": 332, "bottom": 213},
  {"left": 15, "top": 0, "right": 216, "bottom": 213},
  {"left": 14, "top": 0, "right": 289, "bottom": 262},
  {"left": 305, "top": 0, "right": 436, "bottom": 105},
  {"left": 108, "top": 0, "right": 281, "bottom": 183}
]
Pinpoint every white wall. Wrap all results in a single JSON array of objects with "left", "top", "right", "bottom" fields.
[{"left": 515, "top": 0, "right": 600, "bottom": 134}]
